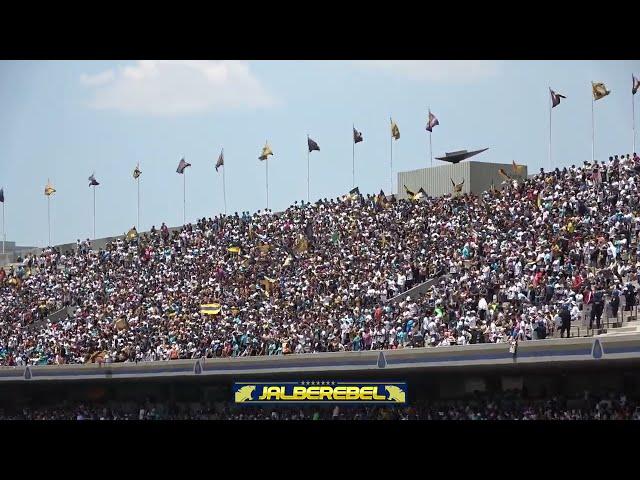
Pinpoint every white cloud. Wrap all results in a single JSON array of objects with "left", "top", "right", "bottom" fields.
[
  {"left": 354, "top": 60, "right": 500, "bottom": 83},
  {"left": 80, "top": 60, "right": 276, "bottom": 115}
]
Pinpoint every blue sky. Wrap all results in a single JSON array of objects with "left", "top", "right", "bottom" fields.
[{"left": 1, "top": 60, "right": 639, "bottom": 247}]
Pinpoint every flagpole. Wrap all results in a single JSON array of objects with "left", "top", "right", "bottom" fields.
[
  {"left": 93, "top": 185, "right": 96, "bottom": 240},
  {"left": 307, "top": 135, "right": 310, "bottom": 203},
  {"left": 137, "top": 172, "right": 140, "bottom": 230},
  {"left": 265, "top": 145, "right": 269, "bottom": 210},
  {"left": 549, "top": 88, "right": 552, "bottom": 172},
  {"left": 592, "top": 95, "right": 595, "bottom": 162},
  {"left": 2, "top": 200, "right": 5, "bottom": 254},
  {"left": 183, "top": 169, "right": 186, "bottom": 225},
  {"left": 633, "top": 88, "right": 636, "bottom": 154},
  {"left": 352, "top": 124, "right": 355, "bottom": 188},
  {"left": 429, "top": 132, "right": 433, "bottom": 168},
  {"left": 222, "top": 150, "right": 227, "bottom": 215},
  {"left": 48, "top": 195, "right": 51, "bottom": 247},
  {"left": 390, "top": 116, "right": 393, "bottom": 194}
]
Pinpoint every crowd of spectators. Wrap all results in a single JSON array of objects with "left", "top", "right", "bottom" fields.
[
  {"left": 2, "top": 392, "right": 639, "bottom": 420},
  {"left": 1, "top": 153, "right": 640, "bottom": 366}
]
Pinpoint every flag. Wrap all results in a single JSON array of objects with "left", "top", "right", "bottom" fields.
[
  {"left": 451, "top": 178, "right": 464, "bottom": 193},
  {"left": 216, "top": 150, "right": 224, "bottom": 172},
  {"left": 404, "top": 185, "right": 415, "bottom": 199},
  {"left": 88, "top": 174, "right": 100, "bottom": 187},
  {"left": 592, "top": 82, "right": 610, "bottom": 101},
  {"left": 44, "top": 181, "right": 56, "bottom": 196},
  {"left": 127, "top": 227, "right": 138, "bottom": 240},
  {"left": 426, "top": 110, "right": 439, "bottom": 132},
  {"left": 308, "top": 137, "right": 320, "bottom": 152},
  {"left": 353, "top": 127, "right": 363, "bottom": 144},
  {"left": 633, "top": 75, "right": 640, "bottom": 95},
  {"left": 376, "top": 189, "right": 388, "bottom": 207},
  {"left": 200, "top": 303, "right": 221, "bottom": 315},
  {"left": 0, "top": 188, "right": 4, "bottom": 203},
  {"left": 176, "top": 158, "right": 191, "bottom": 174},
  {"left": 512, "top": 160, "right": 526, "bottom": 175},
  {"left": 294, "top": 235, "right": 309, "bottom": 254},
  {"left": 283, "top": 254, "right": 293, "bottom": 267},
  {"left": 260, "top": 277, "right": 276, "bottom": 297},
  {"left": 537, "top": 191, "right": 543, "bottom": 211},
  {"left": 498, "top": 168, "right": 512, "bottom": 181},
  {"left": 133, "top": 165, "right": 142, "bottom": 179},
  {"left": 227, "top": 246, "right": 241, "bottom": 254},
  {"left": 349, "top": 187, "right": 360, "bottom": 199},
  {"left": 390, "top": 119, "right": 400, "bottom": 140},
  {"left": 259, "top": 143, "right": 273, "bottom": 161},
  {"left": 413, "top": 187, "right": 427, "bottom": 200},
  {"left": 550, "top": 88, "right": 566, "bottom": 108},
  {"left": 114, "top": 317, "right": 129, "bottom": 331}
]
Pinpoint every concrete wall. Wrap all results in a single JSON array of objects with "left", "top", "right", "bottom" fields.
[{"left": 397, "top": 161, "right": 528, "bottom": 200}]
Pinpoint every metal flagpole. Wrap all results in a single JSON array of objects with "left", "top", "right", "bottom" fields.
[
  {"left": 2, "top": 200, "right": 5, "bottom": 254},
  {"left": 222, "top": 150, "right": 227, "bottom": 215},
  {"left": 137, "top": 169, "right": 140, "bottom": 230},
  {"left": 352, "top": 124, "right": 355, "bottom": 188},
  {"left": 48, "top": 195, "right": 51, "bottom": 246},
  {"left": 633, "top": 88, "right": 636, "bottom": 154},
  {"left": 592, "top": 96, "right": 595, "bottom": 162},
  {"left": 390, "top": 117, "right": 393, "bottom": 194},
  {"left": 92, "top": 185, "right": 96, "bottom": 240},
  {"left": 183, "top": 169, "right": 186, "bottom": 225},
  {"left": 549, "top": 88, "right": 552, "bottom": 172},
  {"left": 429, "top": 132, "right": 433, "bottom": 168},
  {"left": 266, "top": 157, "right": 269, "bottom": 210},
  {"left": 307, "top": 135, "right": 310, "bottom": 203}
]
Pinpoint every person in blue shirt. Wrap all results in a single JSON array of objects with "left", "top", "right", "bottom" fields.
[{"left": 405, "top": 318, "right": 415, "bottom": 334}]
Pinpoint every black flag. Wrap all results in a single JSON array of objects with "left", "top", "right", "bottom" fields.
[
  {"left": 308, "top": 137, "right": 320, "bottom": 152},
  {"left": 550, "top": 88, "right": 566, "bottom": 108},
  {"left": 88, "top": 174, "right": 100, "bottom": 186},
  {"left": 353, "top": 127, "right": 363, "bottom": 144},
  {"left": 176, "top": 158, "right": 191, "bottom": 174},
  {"left": 0, "top": 188, "right": 4, "bottom": 203}
]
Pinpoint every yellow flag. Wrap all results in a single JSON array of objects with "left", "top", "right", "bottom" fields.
[
  {"left": 259, "top": 142, "right": 273, "bottom": 161},
  {"left": 44, "top": 181, "right": 56, "bottom": 196},
  {"left": 592, "top": 81, "right": 610, "bottom": 101},
  {"left": 227, "top": 246, "right": 241, "bottom": 254},
  {"left": 390, "top": 119, "right": 400, "bottom": 140},
  {"left": 512, "top": 160, "right": 525, "bottom": 175},
  {"left": 200, "top": 303, "right": 222, "bottom": 315}
]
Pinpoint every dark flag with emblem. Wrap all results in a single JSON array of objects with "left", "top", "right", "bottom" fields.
[
  {"left": 308, "top": 137, "right": 320, "bottom": 152},
  {"left": 133, "top": 164, "right": 142, "bottom": 179},
  {"left": 353, "top": 127, "right": 363, "bottom": 143},
  {"left": 215, "top": 149, "right": 224, "bottom": 172},
  {"left": 550, "top": 88, "right": 566, "bottom": 108},
  {"left": 426, "top": 110, "right": 439, "bottom": 132},
  {"left": 349, "top": 187, "right": 360, "bottom": 199},
  {"left": 88, "top": 174, "right": 100, "bottom": 186},
  {"left": 633, "top": 75, "right": 640, "bottom": 95},
  {"left": 176, "top": 158, "right": 191, "bottom": 174}
]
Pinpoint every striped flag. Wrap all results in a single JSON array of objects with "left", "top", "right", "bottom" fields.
[
  {"left": 200, "top": 303, "right": 222, "bottom": 315},
  {"left": 550, "top": 88, "right": 566, "bottom": 108}
]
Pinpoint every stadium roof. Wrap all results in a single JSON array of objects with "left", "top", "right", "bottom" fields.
[{"left": 435, "top": 148, "right": 489, "bottom": 164}]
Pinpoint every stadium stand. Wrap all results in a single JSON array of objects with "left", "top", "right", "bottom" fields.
[{"left": 1, "top": 153, "right": 640, "bottom": 367}]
